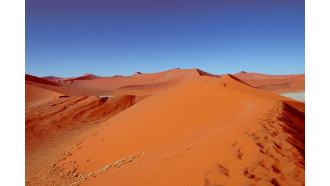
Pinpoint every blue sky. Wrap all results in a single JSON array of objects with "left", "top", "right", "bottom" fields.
[{"left": 26, "top": 0, "right": 305, "bottom": 77}]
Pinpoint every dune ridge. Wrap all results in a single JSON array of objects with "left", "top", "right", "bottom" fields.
[{"left": 27, "top": 68, "right": 304, "bottom": 97}]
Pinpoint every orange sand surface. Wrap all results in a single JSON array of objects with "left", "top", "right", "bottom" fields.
[{"left": 26, "top": 69, "right": 305, "bottom": 186}]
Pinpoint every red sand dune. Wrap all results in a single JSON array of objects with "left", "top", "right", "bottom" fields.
[
  {"left": 26, "top": 75, "right": 112, "bottom": 97},
  {"left": 60, "top": 68, "right": 221, "bottom": 96},
  {"left": 25, "top": 82, "right": 63, "bottom": 103},
  {"left": 42, "top": 74, "right": 98, "bottom": 81},
  {"left": 233, "top": 71, "right": 305, "bottom": 94},
  {"left": 26, "top": 74, "right": 59, "bottom": 86},
  {"left": 53, "top": 73, "right": 100, "bottom": 85},
  {"left": 216, "top": 74, "right": 296, "bottom": 101},
  {"left": 42, "top": 76, "right": 62, "bottom": 81},
  {"left": 29, "top": 81, "right": 113, "bottom": 97},
  {"left": 256, "top": 78, "right": 305, "bottom": 94},
  {"left": 25, "top": 95, "right": 144, "bottom": 156},
  {"left": 28, "top": 69, "right": 304, "bottom": 97},
  {"left": 60, "top": 73, "right": 99, "bottom": 81},
  {"left": 26, "top": 70, "right": 304, "bottom": 186},
  {"left": 72, "top": 68, "right": 212, "bottom": 91}
]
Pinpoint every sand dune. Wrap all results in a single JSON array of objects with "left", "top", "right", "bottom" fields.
[
  {"left": 26, "top": 77, "right": 112, "bottom": 97},
  {"left": 25, "top": 82, "right": 63, "bottom": 103},
  {"left": 72, "top": 68, "right": 212, "bottom": 91},
  {"left": 27, "top": 69, "right": 304, "bottom": 97},
  {"left": 26, "top": 95, "right": 137, "bottom": 151},
  {"left": 26, "top": 70, "right": 304, "bottom": 186},
  {"left": 57, "top": 73, "right": 100, "bottom": 84},
  {"left": 233, "top": 71, "right": 305, "bottom": 94},
  {"left": 42, "top": 76, "right": 62, "bottom": 81},
  {"left": 42, "top": 74, "right": 99, "bottom": 82},
  {"left": 26, "top": 74, "right": 59, "bottom": 86},
  {"left": 30, "top": 82, "right": 112, "bottom": 97},
  {"left": 258, "top": 78, "right": 305, "bottom": 94},
  {"left": 217, "top": 74, "right": 296, "bottom": 101},
  {"left": 25, "top": 94, "right": 148, "bottom": 176}
]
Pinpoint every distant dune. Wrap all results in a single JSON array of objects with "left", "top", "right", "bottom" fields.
[
  {"left": 233, "top": 71, "right": 305, "bottom": 93},
  {"left": 28, "top": 69, "right": 304, "bottom": 96},
  {"left": 26, "top": 74, "right": 111, "bottom": 97},
  {"left": 41, "top": 76, "right": 62, "bottom": 81},
  {"left": 73, "top": 68, "right": 206, "bottom": 90},
  {"left": 25, "top": 68, "right": 305, "bottom": 186},
  {"left": 51, "top": 73, "right": 100, "bottom": 85},
  {"left": 26, "top": 74, "right": 59, "bottom": 86}
]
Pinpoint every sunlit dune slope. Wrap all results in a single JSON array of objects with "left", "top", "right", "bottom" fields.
[
  {"left": 28, "top": 75, "right": 304, "bottom": 186},
  {"left": 25, "top": 82, "right": 63, "bottom": 103}
]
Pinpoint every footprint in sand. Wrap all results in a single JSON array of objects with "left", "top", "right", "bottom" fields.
[
  {"left": 217, "top": 164, "right": 230, "bottom": 177},
  {"left": 236, "top": 149, "right": 243, "bottom": 159}
]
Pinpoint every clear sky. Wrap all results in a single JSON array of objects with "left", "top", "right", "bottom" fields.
[{"left": 26, "top": 0, "right": 305, "bottom": 77}]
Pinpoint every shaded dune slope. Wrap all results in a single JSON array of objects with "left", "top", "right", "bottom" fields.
[
  {"left": 26, "top": 95, "right": 141, "bottom": 153},
  {"left": 25, "top": 94, "right": 149, "bottom": 178}
]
